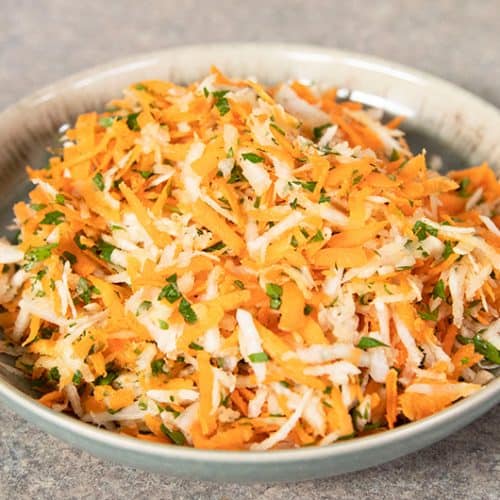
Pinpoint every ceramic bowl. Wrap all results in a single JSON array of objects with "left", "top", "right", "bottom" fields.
[{"left": 0, "top": 44, "right": 499, "bottom": 482}]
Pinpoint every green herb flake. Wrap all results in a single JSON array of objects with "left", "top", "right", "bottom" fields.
[
  {"left": 300, "top": 180, "right": 317, "bottom": 192},
  {"left": 432, "top": 279, "right": 446, "bottom": 300},
  {"left": 233, "top": 279, "right": 245, "bottom": 289},
  {"left": 135, "top": 83, "right": 147, "bottom": 91},
  {"left": 62, "top": 251, "right": 77, "bottom": 265},
  {"left": 126, "top": 112, "right": 141, "bottom": 131},
  {"left": 304, "top": 304, "right": 313, "bottom": 316},
  {"left": 30, "top": 203, "right": 46, "bottom": 211},
  {"left": 136, "top": 300, "right": 152, "bottom": 315},
  {"left": 24, "top": 243, "right": 58, "bottom": 269},
  {"left": 417, "top": 306, "right": 439, "bottom": 321},
  {"left": 357, "top": 337, "right": 389, "bottom": 350},
  {"left": 95, "top": 239, "right": 116, "bottom": 263},
  {"left": 227, "top": 165, "right": 246, "bottom": 184},
  {"left": 40, "top": 210, "right": 65, "bottom": 225},
  {"left": 188, "top": 341, "right": 204, "bottom": 351},
  {"left": 74, "top": 232, "right": 88, "bottom": 250},
  {"left": 99, "top": 116, "right": 115, "bottom": 128},
  {"left": 55, "top": 194, "right": 65, "bottom": 205},
  {"left": 212, "top": 90, "right": 230, "bottom": 116},
  {"left": 253, "top": 196, "right": 261, "bottom": 209},
  {"left": 160, "top": 423, "right": 186, "bottom": 445},
  {"left": 310, "top": 230, "right": 324, "bottom": 242},
  {"left": 290, "top": 235, "right": 299, "bottom": 248},
  {"left": 457, "top": 334, "right": 500, "bottom": 364},
  {"left": 313, "top": 123, "right": 331, "bottom": 141},
  {"left": 95, "top": 369, "right": 119, "bottom": 386},
  {"left": 139, "top": 170, "right": 153, "bottom": 179},
  {"left": 266, "top": 283, "right": 283, "bottom": 310},
  {"left": 151, "top": 359, "right": 166, "bottom": 376},
  {"left": 290, "top": 198, "right": 298, "bottom": 210},
  {"left": 76, "top": 277, "right": 98, "bottom": 305},
  {"left": 138, "top": 400, "right": 148, "bottom": 410},
  {"left": 72, "top": 370, "right": 83, "bottom": 385},
  {"left": 158, "top": 281, "right": 181, "bottom": 303},
  {"left": 457, "top": 178, "right": 471, "bottom": 198},
  {"left": 319, "top": 192, "right": 331, "bottom": 204},
  {"left": 412, "top": 220, "right": 438, "bottom": 241},
  {"left": 270, "top": 123, "right": 285, "bottom": 135},
  {"left": 179, "top": 298, "right": 198, "bottom": 324},
  {"left": 389, "top": 149, "right": 400, "bottom": 162},
  {"left": 242, "top": 152, "right": 264, "bottom": 163},
  {"left": 47, "top": 366, "right": 60, "bottom": 383},
  {"left": 92, "top": 172, "right": 105, "bottom": 191},
  {"left": 203, "top": 241, "right": 226, "bottom": 253},
  {"left": 279, "top": 380, "right": 290, "bottom": 388},
  {"left": 158, "top": 319, "right": 169, "bottom": 330},
  {"left": 442, "top": 241, "right": 454, "bottom": 260},
  {"left": 248, "top": 351, "right": 270, "bottom": 363}
]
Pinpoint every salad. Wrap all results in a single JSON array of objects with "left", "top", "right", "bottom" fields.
[{"left": 0, "top": 68, "right": 498, "bottom": 450}]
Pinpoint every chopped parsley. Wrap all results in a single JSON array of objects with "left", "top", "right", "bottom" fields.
[
  {"left": 389, "top": 149, "right": 400, "bottom": 162},
  {"left": 126, "top": 112, "right": 141, "bottom": 131},
  {"left": 179, "top": 298, "right": 198, "bottom": 324},
  {"left": 242, "top": 152, "right": 264, "bottom": 163},
  {"left": 151, "top": 359, "right": 166, "bottom": 376},
  {"left": 160, "top": 423, "right": 186, "bottom": 445},
  {"left": 227, "top": 165, "right": 246, "bottom": 184},
  {"left": 417, "top": 306, "right": 439, "bottom": 321},
  {"left": 457, "top": 334, "right": 500, "bottom": 364},
  {"left": 92, "top": 172, "right": 105, "bottom": 191},
  {"left": 310, "top": 230, "right": 324, "bottom": 242},
  {"left": 457, "top": 177, "right": 471, "bottom": 198},
  {"left": 47, "top": 366, "right": 60, "bottom": 383},
  {"left": 442, "top": 241, "right": 454, "bottom": 260},
  {"left": 212, "top": 90, "right": 230, "bottom": 116},
  {"left": 412, "top": 220, "right": 438, "bottom": 241},
  {"left": 188, "top": 342, "right": 204, "bottom": 351},
  {"left": 313, "top": 123, "right": 331, "bottom": 141},
  {"left": 290, "top": 235, "right": 299, "bottom": 248},
  {"left": 270, "top": 122, "right": 285, "bottom": 135},
  {"left": 357, "top": 337, "right": 388, "bottom": 350},
  {"left": 432, "top": 279, "right": 446, "bottom": 300},
  {"left": 40, "top": 210, "right": 65, "bottom": 225},
  {"left": 158, "top": 319, "right": 169, "bottom": 330},
  {"left": 136, "top": 300, "right": 152, "bottom": 315},
  {"left": 55, "top": 194, "right": 65, "bottom": 205},
  {"left": 203, "top": 241, "right": 226, "bottom": 253},
  {"left": 76, "top": 277, "right": 99, "bottom": 305},
  {"left": 99, "top": 116, "right": 115, "bottom": 128},
  {"left": 139, "top": 170, "right": 153, "bottom": 179},
  {"left": 233, "top": 279, "right": 245, "bottom": 289},
  {"left": 95, "top": 369, "right": 119, "bottom": 386},
  {"left": 248, "top": 351, "right": 270, "bottom": 363},
  {"left": 30, "top": 203, "right": 46, "bottom": 211},
  {"left": 72, "top": 370, "right": 83, "bottom": 385},
  {"left": 61, "top": 251, "right": 77, "bottom": 265},
  {"left": 157, "top": 276, "right": 181, "bottom": 303},
  {"left": 24, "top": 244, "right": 58, "bottom": 269},
  {"left": 303, "top": 304, "right": 313, "bottom": 316},
  {"left": 95, "top": 239, "right": 116, "bottom": 263},
  {"left": 266, "top": 283, "right": 283, "bottom": 310}
]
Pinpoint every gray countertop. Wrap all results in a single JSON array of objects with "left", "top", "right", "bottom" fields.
[{"left": 0, "top": 0, "right": 499, "bottom": 498}]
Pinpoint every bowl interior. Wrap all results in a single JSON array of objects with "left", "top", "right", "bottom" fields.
[{"left": 0, "top": 44, "right": 499, "bottom": 481}]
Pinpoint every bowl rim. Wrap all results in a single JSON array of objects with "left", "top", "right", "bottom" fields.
[{"left": 0, "top": 42, "right": 499, "bottom": 464}]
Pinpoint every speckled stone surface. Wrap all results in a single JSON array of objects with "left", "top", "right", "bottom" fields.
[{"left": 0, "top": 0, "right": 499, "bottom": 497}]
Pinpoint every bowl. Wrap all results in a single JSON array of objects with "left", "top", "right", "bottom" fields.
[{"left": 0, "top": 43, "right": 499, "bottom": 482}]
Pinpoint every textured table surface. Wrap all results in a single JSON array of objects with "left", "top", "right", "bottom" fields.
[{"left": 0, "top": 1, "right": 499, "bottom": 498}]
